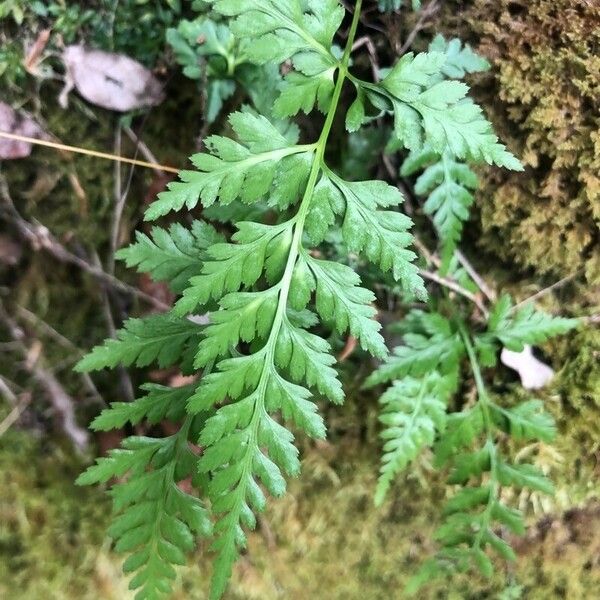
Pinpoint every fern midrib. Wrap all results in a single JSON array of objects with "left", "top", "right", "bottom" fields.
[
  {"left": 217, "top": 0, "right": 364, "bottom": 547},
  {"left": 145, "top": 415, "right": 193, "bottom": 591},
  {"left": 376, "top": 377, "right": 428, "bottom": 504},
  {"left": 459, "top": 323, "right": 501, "bottom": 555},
  {"left": 211, "top": 143, "right": 316, "bottom": 173}
]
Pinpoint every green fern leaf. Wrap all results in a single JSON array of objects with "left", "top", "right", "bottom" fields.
[
  {"left": 483, "top": 295, "right": 579, "bottom": 352},
  {"left": 496, "top": 461, "right": 554, "bottom": 495},
  {"left": 330, "top": 174, "right": 426, "bottom": 297},
  {"left": 491, "top": 399, "right": 556, "bottom": 442},
  {"left": 174, "top": 221, "right": 292, "bottom": 315},
  {"left": 375, "top": 371, "right": 455, "bottom": 505},
  {"left": 116, "top": 221, "right": 224, "bottom": 292},
  {"left": 145, "top": 5, "right": 422, "bottom": 596},
  {"left": 145, "top": 112, "right": 312, "bottom": 220},
  {"left": 90, "top": 383, "right": 197, "bottom": 431},
  {"left": 209, "top": 0, "right": 342, "bottom": 118},
  {"left": 365, "top": 311, "right": 464, "bottom": 387},
  {"left": 434, "top": 406, "right": 484, "bottom": 466},
  {"left": 364, "top": 51, "right": 522, "bottom": 168},
  {"left": 75, "top": 315, "right": 203, "bottom": 372},
  {"left": 402, "top": 147, "right": 478, "bottom": 261},
  {"left": 300, "top": 254, "right": 388, "bottom": 357},
  {"left": 77, "top": 425, "right": 212, "bottom": 600},
  {"left": 429, "top": 34, "right": 490, "bottom": 79}
]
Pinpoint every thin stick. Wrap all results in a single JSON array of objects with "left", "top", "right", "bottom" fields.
[
  {"left": 0, "top": 178, "right": 169, "bottom": 311},
  {"left": 0, "top": 394, "right": 31, "bottom": 438},
  {"left": 109, "top": 125, "right": 124, "bottom": 275},
  {"left": 456, "top": 249, "right": 496, "bottom": 302},
  {"left": 398, "top": 0, "right": 440, "bottom": 55},
  {"left": 0, "top": 304, "right": 89, "bottom": 452},
  {"left": 123, "top": 126, "right": 166, "bottom": 176},
  {"left": 0, "top": 376, "right": 18, "bottom": 405},
  {"left": 419, "top": 268, "right": 489, "bottom": 318},
  {"left": 513, "top": 269, "right": 583, "bottom": 310},
  {"left": 0, "top": 130, "right": 180, "bottom": 174},
  {"left": 15, "top": 306, "right": 105, "bottom": 406}
]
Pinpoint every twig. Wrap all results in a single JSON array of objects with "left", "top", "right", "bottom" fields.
[
  {"left": 109, "top": 125, "right": 125, "bottom": 275},
  {"left": 0, "top": 376, "right": 18, "bottom": 405},
  {"left": 123, "top": 126, "right": 166, "bottom": 176},
  {"left": 0, "top": 393, "right": 31, "bottom": 438},
  {"left": 352, "top": 35, "right": 380, "bottom": 81},
  {"left": 398, "top": 0, "right": 440, "bottom": 56},
  {"left": 0, "top": 130, "right": 179, "bottom": 173},
  {"left": 0, "top": 175, "right": 169, "bottom": 311},
  {"left": 413, "top": 234, "right": 441, "bottom": 269},
  {"left": 0, "top": 303, "right": 89, "bottom": 452},
  {"left": 419, "top": 269, "right": 489, "bottom": 318},
  {"left": 15, "top": 305, "right": 105, "bottom": 406},
  {"left": 513, "top": 269, "right": 583, "bottom": 311},
  {"left": 455, "top": 249, "right": 497, "bottom": 302}
]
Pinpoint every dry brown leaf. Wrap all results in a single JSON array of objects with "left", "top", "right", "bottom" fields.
[
  {"left": 60, "top": 45, "right": 165, "bottom": 112},
  {"left": 0, "top": 102, "right": 47, "bottom": 159},
  {"left": 501, "top": 345, "right": 555, "bottom": 390}
]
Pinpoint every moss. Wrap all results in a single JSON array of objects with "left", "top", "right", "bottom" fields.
[
  {"left": 3, "top": 423, "right": 600, "bottom": 600},
  {"left": 0, "top": 430, "right": 128, "bottom": 599},
  {"left": 554, "top": 328, "right": 600, "bottom": 465},
  {"left": 457, "top": 0, "right": 600, "bottom": 283}
]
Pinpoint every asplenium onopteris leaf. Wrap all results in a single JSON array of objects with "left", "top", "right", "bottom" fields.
[{"left": 77, "top": 2, "right": 543, "bottom": 598}]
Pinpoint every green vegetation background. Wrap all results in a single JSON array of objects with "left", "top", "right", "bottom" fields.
[{"left": 1, "top": 0, "right": 598, "bottom": 598}]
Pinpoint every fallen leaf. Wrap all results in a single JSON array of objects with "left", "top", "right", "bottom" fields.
[
  {"left": 501, "top": 345, "right": 555, "bottom": 390},
  {"left": 0, "top": 102, "right": 47, "bottom": 159},
  {"left": 60, "top": 45, "right": 165, "bottom": 112}
]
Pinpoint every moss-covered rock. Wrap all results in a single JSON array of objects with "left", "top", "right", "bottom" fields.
[{"left": 462, "top": 0, "right": 600, "bottom": 283}]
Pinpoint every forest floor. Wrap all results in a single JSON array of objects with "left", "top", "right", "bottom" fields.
[{"left": 1, "top": 1, "right": 599, "bottom": 598}]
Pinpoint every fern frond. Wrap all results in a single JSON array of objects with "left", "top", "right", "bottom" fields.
[
  {"left": 77, "top": 3, "right": 540, "bottom": 598},
  {"left": 145, "top": 111, "right": 312, "bottom": 220},
  {"left": 481, "top": 294, "right": 579, "bottom": 353},
  {"left": 402, "top": 147, "right": 478, "bottom": 261},
  {"left": 429, "top": 34, "right": 490, "bottom": 79},
  {"left": 375, "top": 306, "right": 567, "bottom": 595},
  {"left": 365, "top": 311, "right": 464, "bottom": 387},
  {"left": 117, "top": 221, "right": 224, "bottom": 292},
  {"left": 491, "top": 399, "right": 556, "bottom": 442},
  {"left": 356, "top": 51, "right": 522, "bottom": 168},
  {"left": 329, "top": 173, "right": 426, "bottom": 296},
  {"left": 174, "top": 220, "right": 293, "bottom": 316},
  {"left": 375, "top": 371, "right": 455, "bottom": 506},
  {"left": 77, "top": 421, "right": 212, "bottom": 600},
  {"left": 208, "top": 0, "right": 343, "bottom": 118},
  {"left": 90, "top": 383, "right": 197, "bottom": 431},
  {"left": 405, "top": 325, "right": 556, "bottom": 593},
  {"left": 75, "top": 315, "right": 203, "bottom": 372}
]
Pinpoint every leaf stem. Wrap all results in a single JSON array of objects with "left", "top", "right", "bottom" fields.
[
  {"left": 215, "top": 0, "right": 364, "bottom": 575},
  {"left": 458, "top": 321, "right": 500, "bottom": 554}
]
